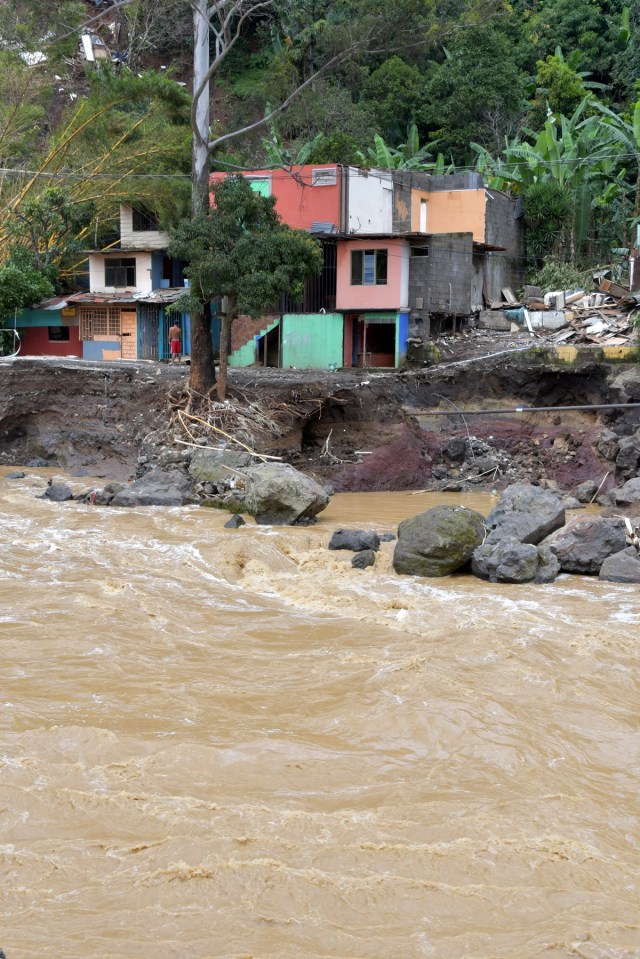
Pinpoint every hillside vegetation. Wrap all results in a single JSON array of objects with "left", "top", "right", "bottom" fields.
[{"left": 1, "top": 0, "right": 640, "bottom": 299}]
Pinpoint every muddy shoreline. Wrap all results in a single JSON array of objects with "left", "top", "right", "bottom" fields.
[{"left": 1, "top": 347, "right": 639, "bottom": 494}]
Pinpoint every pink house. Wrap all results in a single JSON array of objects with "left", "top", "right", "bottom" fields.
[{"left": 336, "top": 238, "right": 409, "bottom": 311}]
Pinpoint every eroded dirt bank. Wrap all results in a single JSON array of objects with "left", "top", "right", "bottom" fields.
[{"left": 1, "top": 350, "right": 639, "bottom": 492}]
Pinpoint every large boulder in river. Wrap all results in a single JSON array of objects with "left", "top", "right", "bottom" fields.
[
  {"left": 329, "top": 529, "right": 380, "bottom": 552},
  {"left": 471, "top": 538, "right": 560, "bottom": 584},
  {"left": 542, "top": 515, "right": 627, "bottom": 574},
  {"left": 612, "top": 478, "right": 640, "bottom": 509},
  {"left": 393, "top": 505, "right": 485, "bottom": 577},
  {"left": 243, "top": 462, "right": 329, "bottom": 525},
  {"left": 485, "top": 483, "right": 565, "bottom": 545},
  {"left": 110, "top": 468, "right": 193, "bottom": 507},
  {"left": 40, "top": 481, "right": 73, "bottom": 502},
  {"left": 599, "top": 547, "right": 640, "bottom": 583}
]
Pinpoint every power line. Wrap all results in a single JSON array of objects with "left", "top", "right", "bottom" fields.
[{"left": 2, "top": 151, "right": 640, "bottom": 184}]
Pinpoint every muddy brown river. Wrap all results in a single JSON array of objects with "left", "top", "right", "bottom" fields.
[{"left": 1, "top": 470, "right": 639, "bottom": 959}]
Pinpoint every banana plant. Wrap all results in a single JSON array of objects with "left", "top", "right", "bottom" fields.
[
  {"left": 356, "top": 124, "right": 452, "bottom": 172},
  {"left": 473, "top": 98, "right": 630, "bottom": 258}
]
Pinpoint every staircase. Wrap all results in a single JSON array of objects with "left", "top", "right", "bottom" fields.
[{"left": 229, "top": 317, "right": 279, "bottom": 367}]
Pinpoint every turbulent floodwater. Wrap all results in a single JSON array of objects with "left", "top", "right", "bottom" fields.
[{"left": 1, "top": 470, "right": 640, "bottom": 959}]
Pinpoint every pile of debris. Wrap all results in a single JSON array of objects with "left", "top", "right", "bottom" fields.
[
  {"left": 541, "top": 277, "right": 639, "bottom": 346},
  {"left": 477, "top": 276, "right": 640, "bottom": 347},
  {"left": 430, "top": 435, "right": 516, "bottom": 491}
]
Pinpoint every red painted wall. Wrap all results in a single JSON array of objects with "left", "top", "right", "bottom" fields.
[
  {"left": 210, "top": 165, "right": 342, "bottom": 232},
  {"left": 19, "top": 326, "right": 82, "bottom": 357}
]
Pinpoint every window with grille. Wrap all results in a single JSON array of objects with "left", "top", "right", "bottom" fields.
[
  {"left": 132, "top": 208, "right": 159, "bottom": 231},
  {"left": 312, "top": 167, "right": 337, "bottom": 186},
  {"left": 79, "top": 307, "right": 122, "bottom": 340},
  {"left": 351, "top": 249, "right": 388, "bottom": 285},
  {"left": 105, "top": 258, "right": 136, "bottom": 288}
]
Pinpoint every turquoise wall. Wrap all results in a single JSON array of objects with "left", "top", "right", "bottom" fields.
[
  {"left": 281, "top": 313, "right": 343, "bottom": 369},
  {"left": 16, "top": 308, "right": 67, "bottom": 327}
]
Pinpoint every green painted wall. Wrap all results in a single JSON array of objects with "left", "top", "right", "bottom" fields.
[
  {"left": 229, "top": 339, "right": 257, "bottom": 368},
  {"left": 281, "top": 313, "right": 343, "bottom": 369},
  {"left": 229, "top": 318, "right": 279, "bottom": 368}
]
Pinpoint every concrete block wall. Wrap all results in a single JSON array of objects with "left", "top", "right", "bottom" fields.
[
  {"left": 483, "top": 190, "right": 525, "bottom": 299},
  {"left": 409, "top": 233, "right": 473, "bottom": 317}
]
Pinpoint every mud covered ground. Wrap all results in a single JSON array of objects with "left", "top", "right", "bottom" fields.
[{"left": 1, "top": 334, "right": 639, "bottom": 494}]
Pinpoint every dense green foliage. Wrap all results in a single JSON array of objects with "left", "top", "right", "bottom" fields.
[{"left": 3, "top": 0, "right": 640, "bottom": 284}]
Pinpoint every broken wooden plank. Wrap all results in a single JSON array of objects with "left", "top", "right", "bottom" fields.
[
  {"left": 598, "top": 277, "right": 630, "bottom": 299},
  {"left": 523, "top": 309, "right": 534, "bottom": 335}
]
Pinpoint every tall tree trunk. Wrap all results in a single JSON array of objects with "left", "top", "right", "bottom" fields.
[
  {"left": 189, "top": 0, "right": 215, "bottom": 394},
  {"left": 192, "top": 0, "right": 210, "bottom": 217},
  {"left": 216, "top": 295, "right": 236, "bottom": 401},
  {"left": 189, "top": 305, "right": 217, "bottom": 395}
]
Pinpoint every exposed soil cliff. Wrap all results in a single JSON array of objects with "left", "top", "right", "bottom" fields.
[{"left": 1, "top": 348, "right": 639, "bottom": 493}]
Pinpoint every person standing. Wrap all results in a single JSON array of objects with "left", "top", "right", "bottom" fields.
[{"left": 168, "top": 319, "right": 182, "bottom": 363}]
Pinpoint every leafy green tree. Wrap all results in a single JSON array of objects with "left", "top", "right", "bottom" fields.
[
  {"left": 169, "top": 176, "right": 322, "bottom": 399},
  {"left": 362, "top": 56, "right": 424, "bottom": 143},
  {"left": 5, "top": 187, "right": 95, "bottom": 274},
  {"left": 421, "top": 23, "right": 526, "bottom": 163},
  {"left": 0, "top": 247, "right": 54, "bottom": 335},
  {"left": 521, "top": 0, "right": 623, "bottom": 88},
  {"left": 522, "top": 180, "right": 574, "bottom": 264},
  {"left": 526, "top": 49, "right": 602, "bottom": 130},
  {"left": 306, "top": 131, "right": 363, "bottom": 164}
]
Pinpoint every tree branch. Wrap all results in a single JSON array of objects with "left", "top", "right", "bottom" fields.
[
  {"left": 192, "top": 0, "right": 275, "bottom": 113},
  {"left": 206, "top": 42, "right": 361, "bottom": 153}
]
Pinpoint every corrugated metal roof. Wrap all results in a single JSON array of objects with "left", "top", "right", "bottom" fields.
[{"left": 66, "top": 288, "right": 188, "bottom": 305}]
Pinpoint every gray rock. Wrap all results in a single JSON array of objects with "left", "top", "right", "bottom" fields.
[
  {"left": 535, "top": 544, "right": 562, "bottom": 583},
  {"left": 597, "top": 428, "right": 619, "bottom": 461},
  {"left": 615, "top": 435, "right": 640, "bottom": 476},
  {"left": 608, "top": 367, "right": 640, "bottom": 404},
  {"left": 110, "top": 468, "right": 193, "bottom": 507},
  {"left": 88, "top": 481, "right": 125, "bottom": 505},
  {"left": 492, "top": 541, "right": 540, "bottom": 583},
  {"left": 189, "top": 448, "right": 251, "bottom": 485},
  {"left": 351, "top": 549, "right": 376, "bottom": 569},
  {"left": 224, "top": 514, "right": 246, "bottom": 528},
  {"left": 469, "top": 455, "right": 500, "bottom": 473},
  {"left": 379, "top": 532, "right": 396, "bottom": 542},
  {"left": 5, "top": 470, "right": 25, "bottom": 479},
  {"left": 542, "top": 515, "right": 627, "bottom": 574},
  {"left": 243, "top": 462, "right": 330, "bottom": 525},
  {"left": 599, "top": 547, "right": 640, "bottom": 583},
  {"left": 329, "top": 529, "right": 380, "bottom": 552},
  {"left": 393, "top": 505, "right": 485, "bottom": 577},
  {"left": 485, "top": 483, "right": 565, "bottom": 545},
  {"left": 613, "top": 478, "right": 640, "bottom": 508},
  {"left": 572, "top": 480, "right": 598, "bottom": 503},
  {"left": 41, "top": 481, "right": 73, "bottom": 502},
  {"left": 26, "top": 457, "right": 50, "bottom": 468},
  {"left": 472, "top": 537, "right": 537, "bottom": 583},
  {"left": 443, "top": 437, "right": 467, "bottom": 462},
  {"left": 561, "top": 496, "right": 584, "bottom": 510}
]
